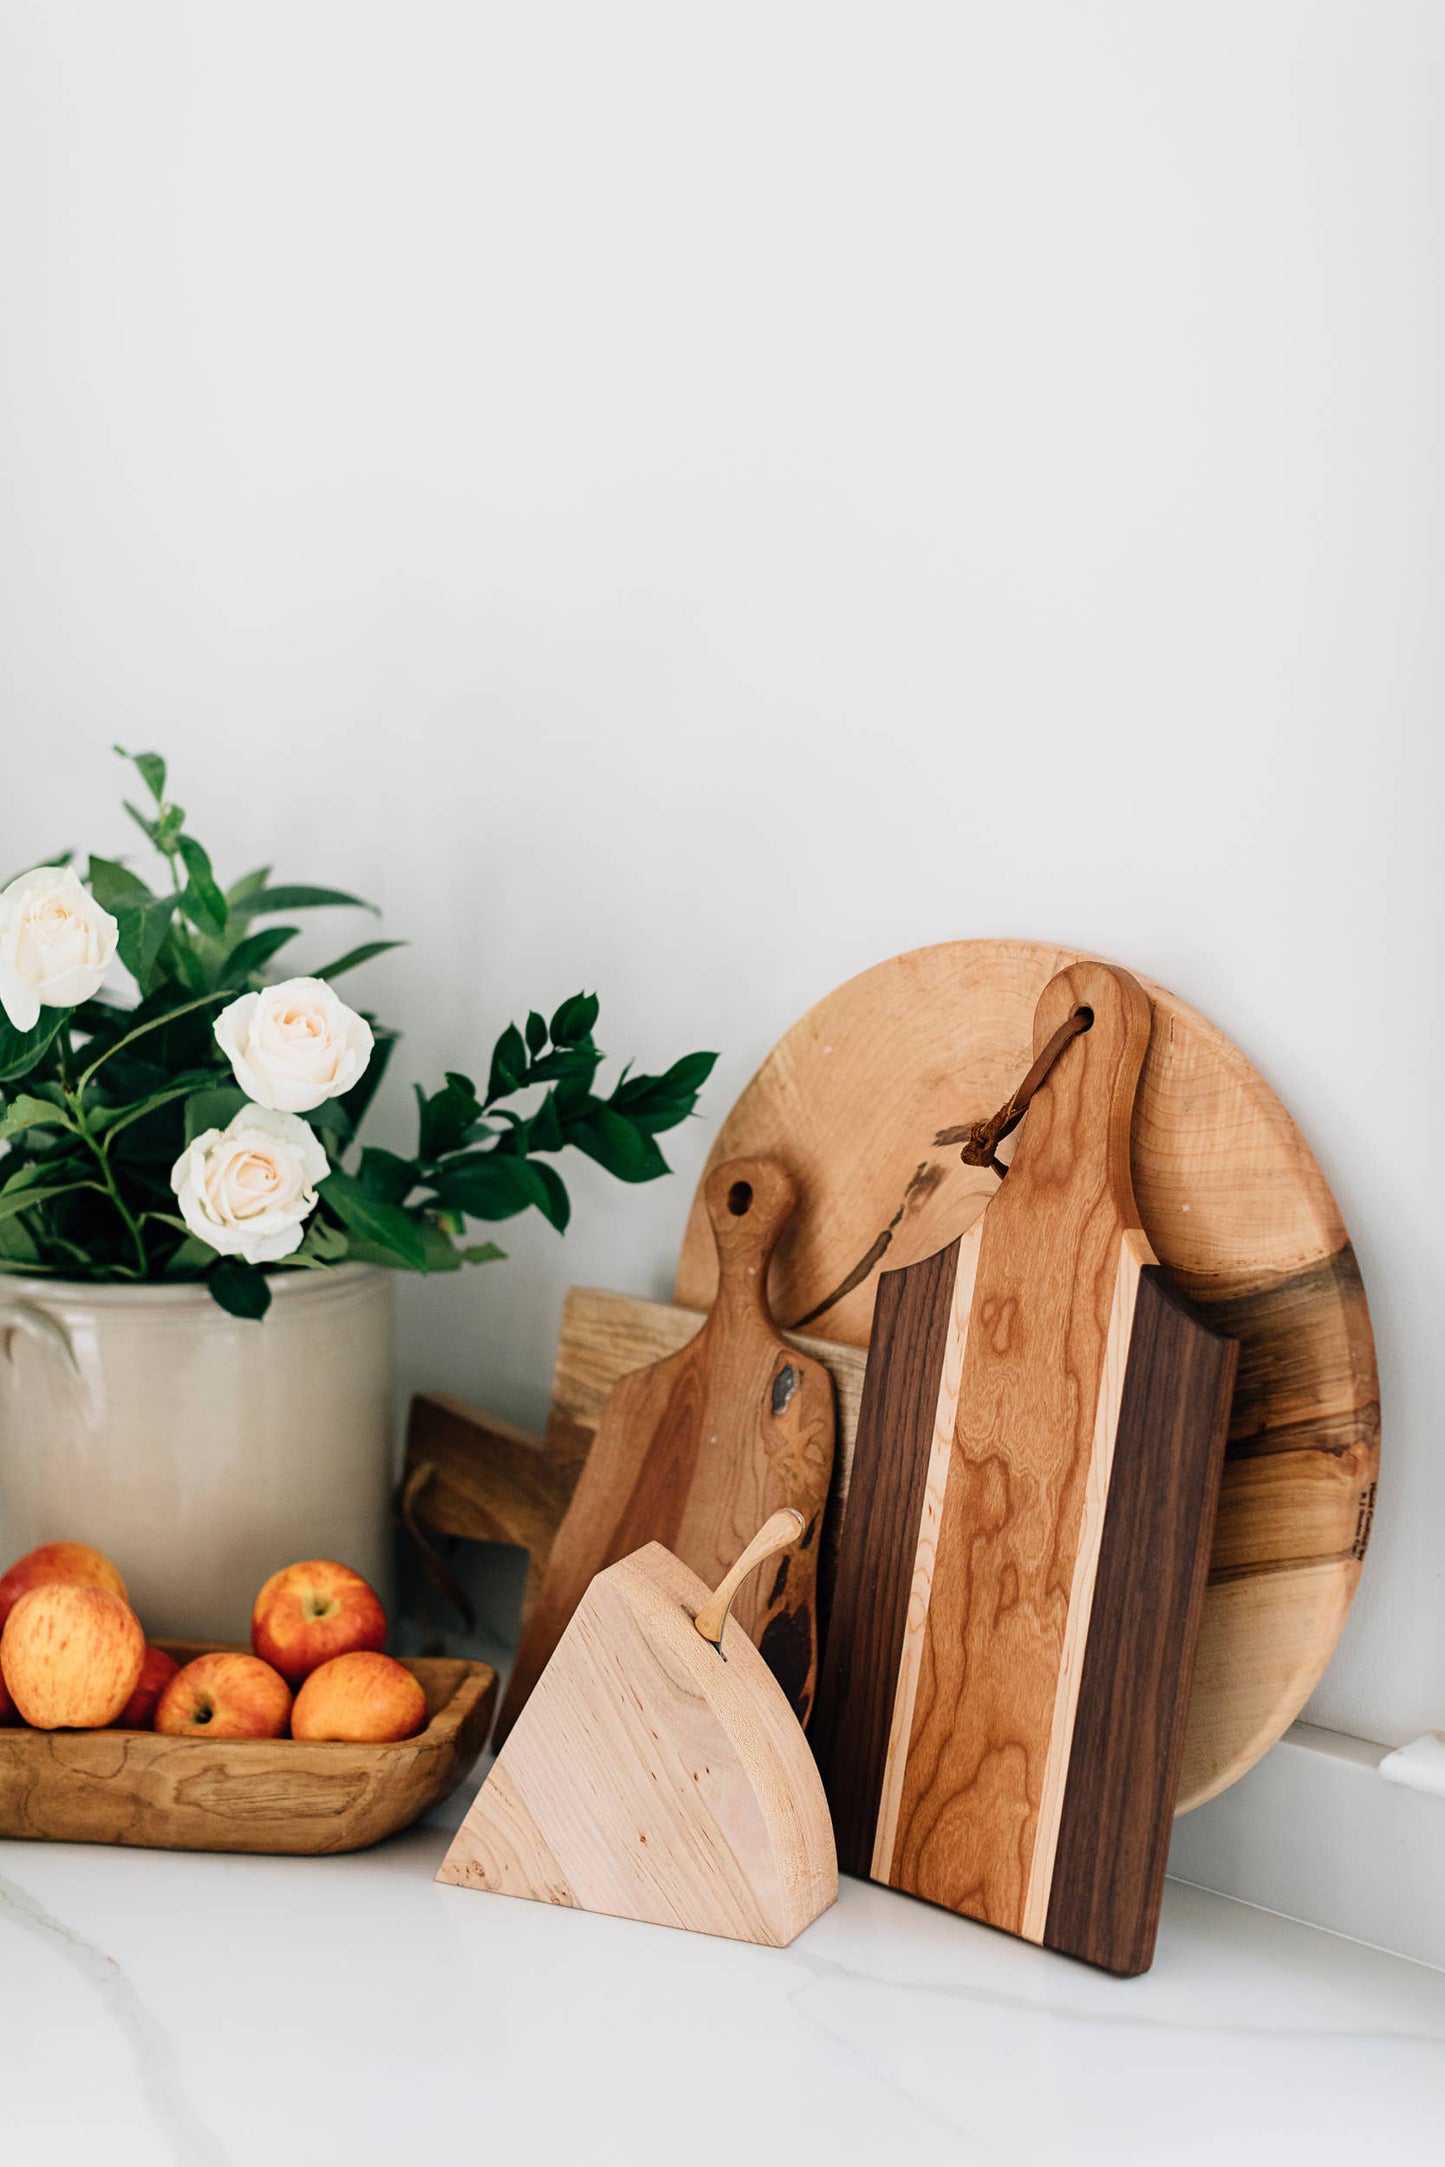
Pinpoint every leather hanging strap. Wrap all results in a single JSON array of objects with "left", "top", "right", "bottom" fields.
[
  {"left": 789, "top": 1005, "right": 1093, "bottom": 1332},
  {"left": 934, "top": 1006, "right": 1093, "bottom": 1177}
]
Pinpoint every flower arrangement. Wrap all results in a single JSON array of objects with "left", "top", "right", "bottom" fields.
[{"left": 0, "top": 749, "right": 715, "bottom": 1318}]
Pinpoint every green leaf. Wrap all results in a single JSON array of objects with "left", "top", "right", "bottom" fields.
[
  {"left": 123, "top": 798, "right": 159, "bottom": 847},
  {"left": 218, "top": 925, "right": 301, "bottom": 988},
  {"left": 336, "top": 1027, "right": 395, "bottom": 1138},
  {"left": 0, "top": 1179, "right": 97, "bottom": 1223},
  {"left": 0, "top": 1093, "right": 72, "bottom": 1142},
  {"left": 297, "top": 1097, "right": 353, "bottom": 1144},
  {"left": 568, "top": 1103, "right": 671, "bottom": 1183},
  {"left": 461, "top": 1241, "right": 505, "bottom": 1266},
  {"left": 487, "top": 1023, "right": 527, "bottom": 1102},
  {"left": 115, "top": 895, "right": 180, "bottom": 994},
  {"left": 609, "top": 1050, "right": 719, "bottom": 1133},
  {"left": 0, "top": 1008, "right": 68, "bottom": 1084},
  {"left": 414, "top": 1220, "right": 463, "bottom": 1273},
  {"left": 177, "top": 836, "right": 228, "bottom": 938},
  {"left": 93, "top": 1078, "right": 210, "bottom": 1143},
  {"left": 415, "top": 1071, "right": 482, "bottom": 1162},
  {"left": 114, "top": 745, "right": 167, "bottom": 804},
  {"left": 319, "top": 1171, "right": 428, "bottom": 1271},
  {"left": 207, "top": 1257, "right": 272, "bottom": 1319},
  {"left": 358, "top": 1146, "right": 416, "bottom": 1207},
  {"left": 183, "top": 1085, "right": 249, "bottom": 1143},
  {"left": 525, "top": 1010, "right": 548, "bottom": 1056},
  {"left": 311, "top": 939, "right": 405, "bottom": 984},
  {"left": 163, "top": 1231, "right": 219, "bottom": 1274},
  {"left": 226, "top": 865, "right": 273, "bottom": 909},
  {"left": 527, "top": 1090, "right": 565, "bottom": 1154},
  {"left": 430, "top": 1151, "right": 550, "bottom": 1223},
  {"left": 530, "top": 1160, "right": 571, "bottom": 1233},
  {"left": 245, "top": 885, "right": 379, "bottom": 915},
  {"left": 523, "top": 1045, "right": 601, "bottom": 1088},
  {"left": 274, "top": 1216, "right": 351, "bottom": 1271},
  {"left": 87, "top": 855, "right": 153, "bottom": 911},
  {"left": 550, "top": 991, "right": 599, "bottom": 1047}
]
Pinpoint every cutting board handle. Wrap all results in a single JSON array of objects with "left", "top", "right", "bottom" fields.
[
  {"left": 702, "top": 1157, "right": 797, "bottom": 1321},
  {"left": 695, "top": 1507, "right": 807, "bottom": 1648}
]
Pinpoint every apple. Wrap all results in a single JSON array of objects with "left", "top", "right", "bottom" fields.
[
  {"left": 115, "top": 1644, "right": 182, "bottom": 1730},
  {"left": 291, "top": 1651, "right": 428, "bottom": 1743},
  {"left": 0, "top": 1540, "right": 128, "bottom": 1630},
  {"left": 155, "top": 1652, "right": 292, "bottom": 1739},
  {"left": 0, "top": 1668, "right": 19, "bottom": 1726},
  {"left": 251, "top": 1559, "right": 386, "bottom": 1685},
  {"left": 0, "top": 1583, "right": 145, "bottom": 1729}
]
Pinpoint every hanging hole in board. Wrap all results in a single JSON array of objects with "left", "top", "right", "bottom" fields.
[
  {"left": 1073, "top": 1006, "right": 1094, "bottom": 1031},
  {"left": 727, "top": 1180, "right": 753, "bottom": 1217}
]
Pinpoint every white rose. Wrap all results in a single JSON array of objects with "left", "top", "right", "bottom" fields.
[
  {"left": 171, "top": 1104, "right": 329, "bottom": 1265},
  {"left": 0, "top": 865, "right": 120, "bottom": 1032},
  {"left": 214, "top": 977, "right": 374, "bottom": 1114}
]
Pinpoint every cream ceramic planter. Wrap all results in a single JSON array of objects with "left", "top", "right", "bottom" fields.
[{"left": 0, "top": 1265, "right": 394, "bottom": 1641}]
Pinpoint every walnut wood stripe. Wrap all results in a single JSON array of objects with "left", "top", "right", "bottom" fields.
[
  {"left": 1042, "top": 1269, "right": 1237, "bottom": 1973},
  {"left": 807, "top": 1236, "right": 961, "bottom": 1878},
  {"left": 870, "top": 1220, "right": 981, "bottom": 1879},
  {"left": 1020, "top": 1228, "right": 1146, "bottom": 1942}
]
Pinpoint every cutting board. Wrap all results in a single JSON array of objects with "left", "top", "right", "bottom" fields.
[
  {"left": 495, "top": 1157, "right": 835, "bottom": 1745},
  {"left": 808, "top": 961, "right": 1238, "bottom": 1975},
  {"left": 440, "top": 1510, "right": 837, "bottom": 1947},
  {"left": 676, "top": 939, "right": 1377, "bottom": 1813}
]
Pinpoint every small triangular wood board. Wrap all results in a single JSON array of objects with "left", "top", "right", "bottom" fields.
[
  {"left": 809, "top": 961, "right": 1239, "bottom": 1976},
  {"left": 439, "top": 1540, "right": 838, "bottom": 1948},
  {"left": 496, "top": 1157, "right": 835, "bottom": 1745}
]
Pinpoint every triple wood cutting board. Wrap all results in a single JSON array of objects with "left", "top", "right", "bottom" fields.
[
  {"left": 677, "top": 938, "right": 1378, "bottom": 1814},
  {"left": 808, "top": 962, "right": 1238, "bottom": 1975},
  {"left": 496, "top": 1157, "right": 835, "bottom": 1745}
]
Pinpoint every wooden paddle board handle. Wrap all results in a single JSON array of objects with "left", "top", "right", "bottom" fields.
[
  {"left": 695, "top": 1507, "right": 807, "bottom": 1648},
  {"left": 702, "top": 1157, "right": 796, "bottom": 1322}
]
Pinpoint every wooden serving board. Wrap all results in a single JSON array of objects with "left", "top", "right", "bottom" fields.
[
  {"left": 676, "top": 940, "right": 1378, "bottom": 1811},
  {"left": 809, "top": 963, "right": 1237, "bottom": 1974},
  {"left": 442, "top": 1514, "right": 837, "bottom": 1947},
  {"left": 0, "top": 1643, "right": 496, "bottom": 1854},
  {"left": 497, "top": 1158, "right": 835, "bottom": 1744}
]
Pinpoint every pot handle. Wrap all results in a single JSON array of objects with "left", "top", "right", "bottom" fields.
[{"left": 0, "top": 1299, "right": 82, "bottom": 1379}]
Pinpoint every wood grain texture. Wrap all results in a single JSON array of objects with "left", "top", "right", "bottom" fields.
[
  {"left": 811, "top": 963, "right": 1238, "bottom": 1974},
  {"left": 675, "top": 939, "right": 1377, "bottom": 1810},
  {"left": 439, "top": 1542, "right": 837, "bottom": 1948},
  {"left": 496, "top": 1160, "right": 835, "bottom": 1746},
  {"left": 0, "top": 1643, "right": 496, "bottom": 1854},
  {"left": 1043, "top": 1271, "right": 1237, "bottom": 1972}
]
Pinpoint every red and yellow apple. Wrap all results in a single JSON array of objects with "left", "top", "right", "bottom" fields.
[
  {"left": 155, "top": 1652, "right": 291, "bottom": 1739},
  {"left": 0, "top": 1667, "right": 19, "bottom": 1725},
  {"left": 251, "top": 1559, "right": 386, "bottom": 1685},
  {"left": 291, "top": 1651, "right": 428, "bottom": 1743},
  {"left": 0, "top": 1541, "right": 128, "bottom": 1631},
  {"left": 116, "top": 1644, "right": 182, "bottom": 1730},
  {"left": 0, "top": 1583, "right": 145, "bottom": 1729}
]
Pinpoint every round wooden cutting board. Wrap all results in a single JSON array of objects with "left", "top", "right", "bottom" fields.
[{"left": 675, "top": 941, "right": 1378, "bottom": 1813}]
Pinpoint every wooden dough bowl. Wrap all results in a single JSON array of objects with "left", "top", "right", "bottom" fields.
[
  {"left": 676, "top": 941, "right": 1379, "bottom": 1812},
  {"left": 0, "top": 1643, "right": 496, "bottom": 1853}
]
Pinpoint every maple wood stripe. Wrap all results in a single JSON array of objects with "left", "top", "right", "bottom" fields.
[
  {"left": 1043, "top": 1268, "right": 1237, "bottom": 1975},
  {"left": 808, "top": 1237, "right": 961, "bottom": 1877},
  {"left": 1019, "top": 1229, "right": 1146, "bottom": 1943},
  {"left": 871, "top": 1220, "right": 982, "bottom": 1880}
]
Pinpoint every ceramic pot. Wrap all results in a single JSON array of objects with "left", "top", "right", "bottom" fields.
[{"left": 0, "top": 1264, "right": 394, "bottom": 1640}]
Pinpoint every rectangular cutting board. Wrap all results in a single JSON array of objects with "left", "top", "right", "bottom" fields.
[{"left": 808, "top": 962, "right": 1238, "bottom": 1975}]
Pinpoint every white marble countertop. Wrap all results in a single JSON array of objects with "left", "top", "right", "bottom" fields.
[{"left": 3, "top": 1777, "right": 1442, "bottom": 2167}]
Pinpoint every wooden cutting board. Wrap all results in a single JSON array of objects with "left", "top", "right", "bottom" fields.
[
  {"left": 808, "top": 962, "right": 1238, "bottom": 1975},
  {"left": 676, "top": 939, "right": 1378, "bottom": 1813},
  {"left": 442, "top": 1510, "right": 837, "bottom": 1948},
  {"left": 495, "top": 1157, "right": 835, "bottom": 1745}
]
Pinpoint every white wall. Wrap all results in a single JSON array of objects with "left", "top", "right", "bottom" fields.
[{"left": 0, "top": 2, "right": 1441, "bottom": 1752}]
